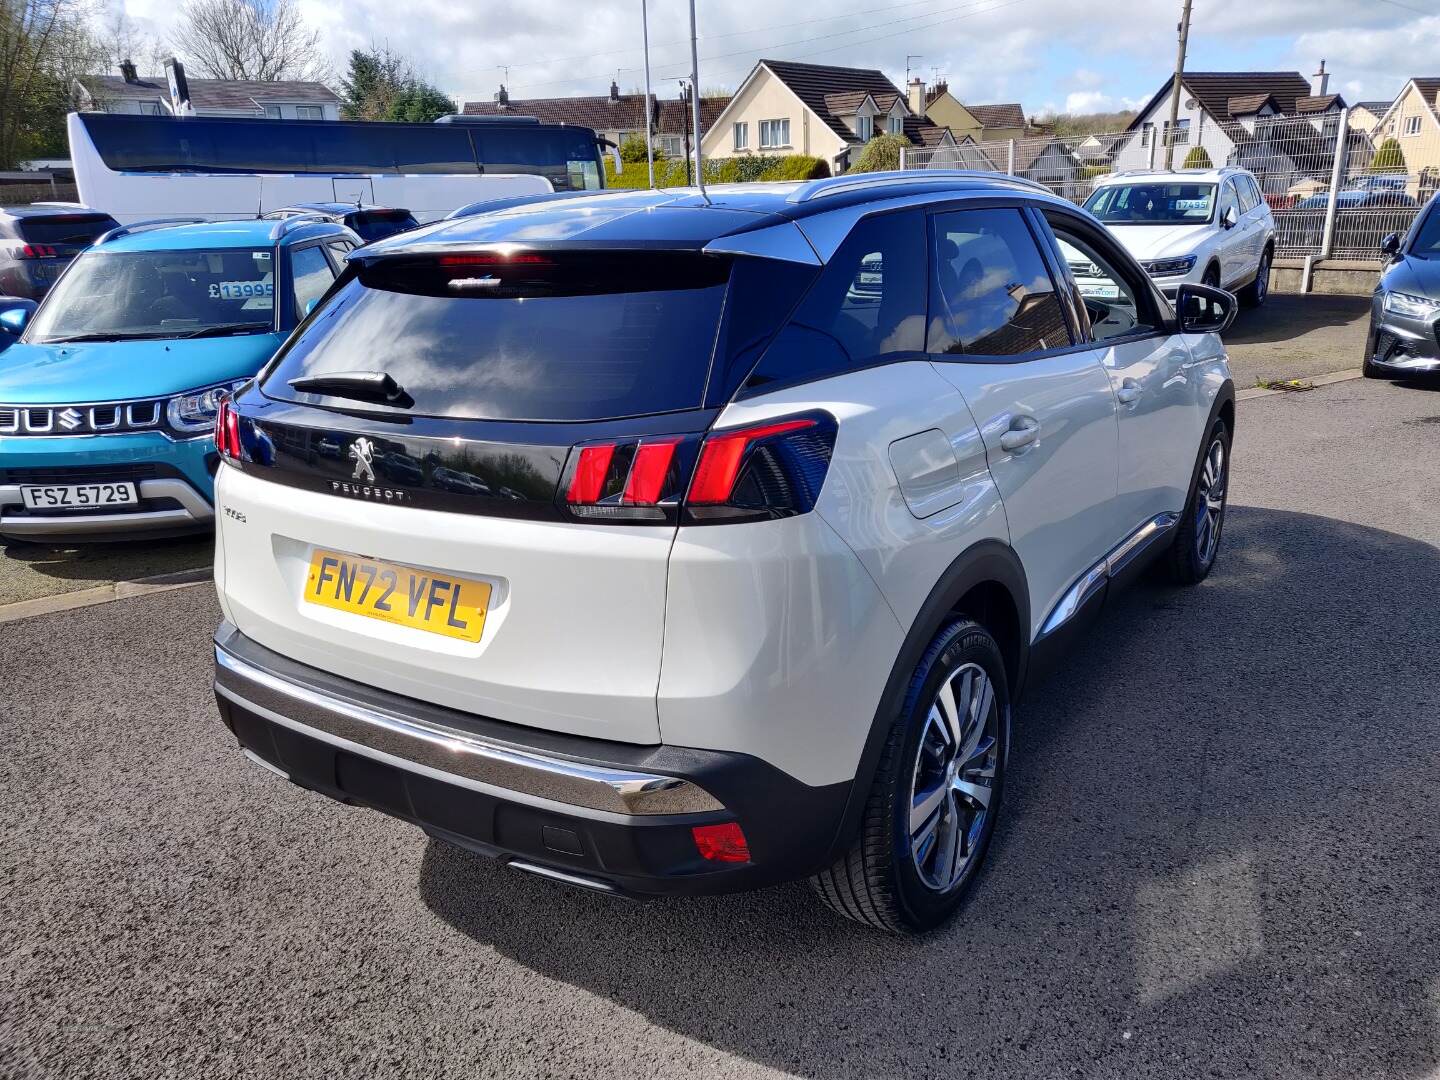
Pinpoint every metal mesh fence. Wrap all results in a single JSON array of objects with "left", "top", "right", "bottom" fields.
[{"left": 900, "top": 108, "right": 1437, "bottom": 262}]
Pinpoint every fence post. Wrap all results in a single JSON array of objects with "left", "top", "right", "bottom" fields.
[
  {"left": 899, "top": 144, "right": 908, "bottom": 171},
  {"left": 1319, "top": 107, "right": 1350, "bottom": 259},
  {"left": 1147, "top": 133, "right": 1156, "bottom": 171},
  {"left": 1006, "top": 139, "right": 1016, "bottom": 175}
]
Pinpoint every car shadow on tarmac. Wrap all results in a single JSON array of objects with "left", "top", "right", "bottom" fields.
[
  {"left": 1222, "top": 293, "right": 1371, "bottom": 348},
  {"left": 418, "top": 506, "right": 1440, "bottom": 1079}
]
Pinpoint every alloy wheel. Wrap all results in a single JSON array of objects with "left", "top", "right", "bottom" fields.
[
  {"left": 908, "top": 662, "right": 999, "bottom": 892},
  {"left": 1195, "top": 435, "right": 1227, "bottom": 567},
  {"left": 1256, "top": 252, "right": 1269, "bottom": 301}
]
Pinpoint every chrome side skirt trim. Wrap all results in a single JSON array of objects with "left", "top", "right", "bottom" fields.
[
  {"left": 1039, "top": 512, "right": 1180, "bottom": 638},
  {"left": 214, "top": 644, "right": 724, "bottom": 818}
]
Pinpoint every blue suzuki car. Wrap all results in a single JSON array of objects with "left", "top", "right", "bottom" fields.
[{"left": 0, "top": 215, "right": 358, "bottom": 542}]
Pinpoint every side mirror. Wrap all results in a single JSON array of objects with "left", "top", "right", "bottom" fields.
[
  {"left": 1221, "top": 205, "right": 1238, "bottom": 229},
  {"left": 0, "top": 298, "right": 37, "bottom": 336},
  {"left": 1380, "top": 232, "right": 1402, "bottom": 258},
  {"left": 1175, "top": 282, "right": 1236, "bottom": 336}
]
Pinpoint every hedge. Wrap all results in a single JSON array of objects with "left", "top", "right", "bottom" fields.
[
  {"left": 846, "top": 133, "right": 910, "bottom": 174},
  {"left": 604, "top": 153, "right": 829, "bottom": 189},
  {"left": 1182, "top": 146, "right": 1214, "bottom": 169}
]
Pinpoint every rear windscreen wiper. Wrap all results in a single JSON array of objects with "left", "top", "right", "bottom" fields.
[{"left": 287, "top": 370, "right": 414, "bottom": 408}]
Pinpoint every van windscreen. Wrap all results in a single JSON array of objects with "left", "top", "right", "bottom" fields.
[{"left": 262, "top": 251, "right": 732, "bottom": 422}]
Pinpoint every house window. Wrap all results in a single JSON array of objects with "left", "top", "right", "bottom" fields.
[
  {"left": 661, "top": 135, "right": 683, "bottom": 157},
  {"left": 263, "top": 105, "right": 283, "bottom": 119},
  {"left": 733, "top": 122, "right": 748, "bottom": 150},
  {"left": 1164, "top": 119, "right": 1190, "bottom": 146},
  {"left": 295, "top": 105, "right": 323, "bottom": 120},
  {"left": 856, "top": 114, "right": 873, "bottom": 142},
  {"left": 1140, "top": 122, "right": 1154, "bottom": 148},
  {"left": 1403, "top": 115, "right": 1421, "bottom": 137},
  {"left": 888, "top": 114, "right": 903, "bottom": 135},
  {"left": 759, "top": 118, "right": 790, "bottom": 149}
]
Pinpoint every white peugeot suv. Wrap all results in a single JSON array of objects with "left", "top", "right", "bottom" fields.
[
  {"left": 1079, "top": 166, "right": 1275, "bottom": 307},
  {"left": 211, "top": 174, "right": 1237, "bottom": 933}
]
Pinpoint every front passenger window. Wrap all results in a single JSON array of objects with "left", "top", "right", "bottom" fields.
[{"left": 927, "top": 208, "right": 1072, "bottom": 357}]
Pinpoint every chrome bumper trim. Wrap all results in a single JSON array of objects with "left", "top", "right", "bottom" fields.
[
  {"left": 213, "top": 644, "right": 724, "bottom": 818},
  {"left": 1039, "top": 512, "right": 1180, "bottom": 637},
  {"left": 0, "top": 478, "right": 214, "bottom": 537}
]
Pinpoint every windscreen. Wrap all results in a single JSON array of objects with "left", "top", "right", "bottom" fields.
[
  {"left": 263, "top": 251, "right": 732, "bottom": 422},
  {"left": 26, "top": 248, "right": 276, "bottom": 343},
  {"left": 1084, "top": 183, "right": 1216, "bottom": 225},
  {"left": 15, "top": 214, "right": 115, "bottom": 246},
  {"left": 1412, "top": 206, "right": 1440, "bottom": 259},
  {"left": 473, "top": 128, "right": 604, "bottom": 190}
]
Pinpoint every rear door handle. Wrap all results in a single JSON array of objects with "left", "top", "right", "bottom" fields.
[
  {"left": 1115, "top": 378, "right": 1143, "bottom": 406},
  {"left": 998, "top": 415, "right": 1040, "bottom": 453}
]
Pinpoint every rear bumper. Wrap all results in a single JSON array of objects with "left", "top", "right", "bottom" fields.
[{"left": 212, "top": 622, "right": 851, "bottom": 897}]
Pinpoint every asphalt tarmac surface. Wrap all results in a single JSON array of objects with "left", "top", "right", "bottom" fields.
[{"left": 2, "top": 376, "right": 1438, "bottom": 1079}]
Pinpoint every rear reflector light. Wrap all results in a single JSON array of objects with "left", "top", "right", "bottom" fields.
[
  {"left": 692, "top": 822, "right": 750, "bottom": 863},
  {"left": 214, "top": 398, "right": 241, "bottom": 460},
  {"left": 17, "top": 244, "right": 57, "bottom": 259},
  {"left": 688, "top": 419, "right": 817, "bottom": 505}
]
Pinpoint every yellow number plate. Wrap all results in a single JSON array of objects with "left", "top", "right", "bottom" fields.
[{"left": 303, "top": 550, "right": 492, "bottom": 642}]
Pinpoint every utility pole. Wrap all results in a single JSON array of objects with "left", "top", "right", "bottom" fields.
[
  {"left": 1163, "top": 0, "right": 1193, "bottom": 170},
  {"left": 641, "top": 0, "right": 655, "bottom": 188},
  {"left": 688, "top": 0, "right": 707, "bottom": 198},
  {"left": 679, "top": 81, "right": 693, "bottom": 186}
]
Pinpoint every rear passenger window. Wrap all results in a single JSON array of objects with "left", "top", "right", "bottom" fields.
[
  {"left": 745, "top": 210, "right": 926, "bottom": 389},
  {"left": 1236, "top": 176, "right": 1260, "bottom": 213},
  {"left": 290, "top": 246, "right": 336, "bottom": 316},
  {"left": 927, "top": 208, "right": 1072, "bottom": 357}
]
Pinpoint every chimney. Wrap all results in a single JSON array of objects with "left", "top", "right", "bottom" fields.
[
  {"left": 119, "top": 59, "right": 138, "bottom": 84},
  {"left": 1311, "top": 60, "right": 1329, "bottom": 97},
  {"left": 610, "top": 80, "right": 620, "bottom": 102},
  {"left": 908, "top": 76, "right": 925, "bottom": 116},
  {"left": 494, "top": 84, "right": 509, "bottom": 107}
]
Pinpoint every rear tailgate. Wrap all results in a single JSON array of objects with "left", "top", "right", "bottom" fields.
[
  {"left": 215, "top": 245, "right": 753, "bottom": 745},
  {"left": 216, "top": 454, "right": 677, "bottom": 744}
]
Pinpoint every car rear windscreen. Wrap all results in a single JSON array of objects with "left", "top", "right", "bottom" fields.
[
  {"left": 262, "top": 251, "right": 733, "bottom": 422},
  {"left": 16, "top": 214, "right": 115, "bottom": 245},
  {"left": 350, "top": 210, "right": 418, "bottom": 242}
]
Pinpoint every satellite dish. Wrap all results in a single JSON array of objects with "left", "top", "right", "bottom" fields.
[{"left": 1185, "top": 98, "right": 1197, "bottom": 109}]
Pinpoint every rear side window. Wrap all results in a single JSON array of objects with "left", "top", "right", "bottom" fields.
[
  {"left": 745, "top": 210, "right": 927, "bottom": 390},
  {"left": 264, "top": 251, "right": 732, "bottom": 422},
  {"left": 1236, "top": 175, "right": 1260, "bottom": 213},
  {"left": 289, "top": 246, "right": 336, "bottom": 315},
  {"left": 15, "top": 214, "right": 115, "bottom": 246},
  {"left": 928, "top": 208, "right": 1072, "bottom": 357},
  {"left": 349, "top": 210, "right": 418, "bottom": 242}
]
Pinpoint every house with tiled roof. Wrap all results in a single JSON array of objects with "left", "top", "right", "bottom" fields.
[
  {"left": 698, "top": 59, "right": 955, "bottom": 172},
  {"left": 74, "top": 61, "right": 340, "bottom": 119},
  {"left": 1371, "top": 79, "right": 1440, "bottom": 192},
  {"left": 1110, "top": 64, "right": 1348, "bottom": 179},
  {"left": 461, "top": 82, "right": 731, "bottom": 160},
  {"left": 914, "top": 80, "right": 1026, "bottom": 142},
  {"left": 1348, "top": 100, "right": 1393, "bottom": 136}
]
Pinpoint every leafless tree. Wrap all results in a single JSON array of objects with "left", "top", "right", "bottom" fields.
[
  {"left": 92, "top": 8, "right": 168, "bottom": 77},
  {"left": 171, "top": 0, "right": 330, "bottom": 83}
]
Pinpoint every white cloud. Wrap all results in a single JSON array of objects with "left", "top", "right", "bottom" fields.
[{"left": 1064, "top": 91, "right": 1140, "bottom": 114}]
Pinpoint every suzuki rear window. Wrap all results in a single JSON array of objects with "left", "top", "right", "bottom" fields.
[
  {"left": 263, "top": 251, "right": 732, "bottom": 422},
  {"left": 16, "top": 214, "right": 115, "bottom": 246}
]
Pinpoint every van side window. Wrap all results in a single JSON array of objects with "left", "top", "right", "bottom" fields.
[
  {"left": 927, "top": 208, "right": 1072, "bottom": 357},
  {"left": 745, "top": 210, "right": 926, "bottom": 389}
]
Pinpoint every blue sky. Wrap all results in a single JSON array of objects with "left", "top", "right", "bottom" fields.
[{"left": 112, "top": 0, "right": 1440, "bottom": 117}]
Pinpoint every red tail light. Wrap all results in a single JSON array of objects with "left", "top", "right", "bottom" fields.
[
  {"left": 622, "top": 438, "right": 681, "bottom": 504},
  {"left": 688, "top": 419, "right": 817, "bottom": 505},
  {"left": 17, "top": 244, "right": 58, "bottom": 259},
  {"left": 692, "top": 822, "right": 750, "bottom": 863},
  {"left": 566, "top": 443, "right": 616, "bottom": 503},
  {"left": 437, "top": 252, "right": 550, "bottom": 267},
  {"left": 214, "top": 398, "right": 241, "bottom": 460}
]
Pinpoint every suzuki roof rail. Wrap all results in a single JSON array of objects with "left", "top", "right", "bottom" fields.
[
  {"left": 268, "top": 213, "right": 332, "bottom": 240},
  {"left": 95, "top": 217, "right": 209, "bottom": 245},
  {"left": 788, "top": 170, "right": 1052, "bottom": 204}
]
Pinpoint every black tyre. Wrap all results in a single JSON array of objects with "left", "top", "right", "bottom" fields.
[
  {"left": 811, "top": 619, "right": 1009, "bottom": 933},
  {"left": 1202, "top": 263, "right": 1221, "bottom": 288},
  {"left": 1239, "top": 247, "right": 1271, "bottom": 308},
  {"left": 1167, "top": 417, "right": 1230, "bottom": 585}
]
